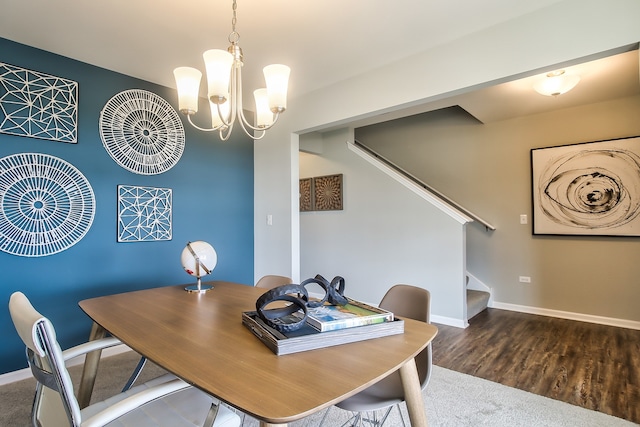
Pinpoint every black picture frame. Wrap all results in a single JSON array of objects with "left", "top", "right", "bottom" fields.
[{"left": 531, "top": 136, "right": 640, "bottom": 236}]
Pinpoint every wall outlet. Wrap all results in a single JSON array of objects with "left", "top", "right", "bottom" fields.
[
  {"left": 519, "top": 276, "right": 531, "bottom": 283},
  {"left": 520, "top": 214, "right": 528, "bottom": 224}
]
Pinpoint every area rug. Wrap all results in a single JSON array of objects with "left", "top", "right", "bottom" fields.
[
  {"left": 243, "top": 366, "right": 635, "bottom": 426},
  {"left": 1, "top": 351, "right": 635, "bottom": 426}
]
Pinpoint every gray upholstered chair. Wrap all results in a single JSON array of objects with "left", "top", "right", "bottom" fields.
[
  {"left": 321, "top": 284, "right": 432, "bottom": 427},
  {"left": 8, "top": 291, "right": 241, "bottom": 427},
  {"left": 255, "top": 274, "right": 292, "bottom": 289}
]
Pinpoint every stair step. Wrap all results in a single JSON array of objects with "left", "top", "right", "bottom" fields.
[{"left": 467, "top": 289, "right": 490, "bottom": 320}]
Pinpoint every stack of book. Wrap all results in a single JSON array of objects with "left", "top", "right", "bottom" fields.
[{"left": 242, "top": 298, "right": 403, "bottom": 355}]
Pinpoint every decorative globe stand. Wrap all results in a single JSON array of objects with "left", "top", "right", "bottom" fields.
[{"left": 181, "top": 241, "right": 217, "bottom": 293}]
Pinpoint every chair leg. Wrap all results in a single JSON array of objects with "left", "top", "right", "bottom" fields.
[
  {"left": 203, "top": 403, "right": 220, "bottom": 427},
  {"left": 395, "top": 404, "right": 407, "bottom": 427},
  {"left": 377, "top": 407, "right": 393, "bottom": 426},
  {"left": 318, "top": 406, "right": 332, "bottom": 426},
  {"left": 121, "top": 356, "right": 147, "bottom": 392}
]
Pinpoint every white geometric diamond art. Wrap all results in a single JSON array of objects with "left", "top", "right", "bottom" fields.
[
  {"left": 118, "top": 185, "right": 172, "bottom": 242},
  {"left": 0, "top": 153, "right": 95, "bottom": 257},
  {"left": 0, "top": 62, "right": 78, "bottom": 143},
  {"left": 100, "top": 90, "right": 185, "bottom": 175}
]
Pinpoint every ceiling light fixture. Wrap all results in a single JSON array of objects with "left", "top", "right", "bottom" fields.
[
  {"left": 533, "top": 70, "right": 580, "bottom": 97},
  {"left": 173, "top": 0, "right": 290, "bottom": 141}
]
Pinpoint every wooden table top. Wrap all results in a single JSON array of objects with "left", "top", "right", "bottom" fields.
[{"left": 79, "top": 282, "right": 438, "bottom": 424}]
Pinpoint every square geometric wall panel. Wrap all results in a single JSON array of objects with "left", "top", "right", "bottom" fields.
[
  {"left": 313, "top": 174, "right": 343, "bottom": 211},
  {"left": 118, "top": 185, "right": 172, "bottom": 242},
  {"left": 299, "top": 178, "right": 313, "bottom": 212},
  {"left": 0, "top": 62, "right": 78, "bottom": 143}
]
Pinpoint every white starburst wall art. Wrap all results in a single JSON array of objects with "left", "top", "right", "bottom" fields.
[
  {"left": 100, "top": 90, "right": 185, "bottom": 175},
  {"left": 0, "top": 153, "right": 95, "bottom": 257},
  {"left": 0, "top": 62, "right": 78, "bottom": 143},
  {"left": 118, "top": 185, "right": 172, "bottom": 242}
]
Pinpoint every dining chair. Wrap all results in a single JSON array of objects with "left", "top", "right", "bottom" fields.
[
  {"left": 255, "top": 274, "right": 292, "bottom": 289},
  {"left": 320, "top": 284, "right": 432, "bottom": 427},
  {"left": 8, "top": 291, "right": 241, "bottom": 427}
]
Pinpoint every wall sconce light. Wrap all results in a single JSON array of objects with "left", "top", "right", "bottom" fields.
[{"left": 533, "top": 70, "right": 580, "bottom": 96}]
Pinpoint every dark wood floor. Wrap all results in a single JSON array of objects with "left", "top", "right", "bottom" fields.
[{"left": 431, "top": 308, "right": 640, "bottom": 424}]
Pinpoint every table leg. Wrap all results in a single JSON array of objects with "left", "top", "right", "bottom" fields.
[
  {"left": 399, "top": 357, "right": 428, "bottom": 427},
  {"left": 77, "top": 322, "right": 107, "bottom": 408},
  {"left": 259, "top": 423, "right": 286, "bottom": 427}
]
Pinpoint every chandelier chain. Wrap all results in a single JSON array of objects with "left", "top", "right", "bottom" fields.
[{"left": 229, "top": 0, "right": 240, "bottom": 44}]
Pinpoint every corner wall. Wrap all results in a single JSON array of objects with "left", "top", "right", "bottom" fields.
[
  {"left": 357, "top": 96, "right": 640, "bottom": 325},
  {"left": 0, "top": 38, "right": 255, "bottom": 374},
  {"left": 253, "top": 0, "right": 640, "bottom": 322},
  {"left": 299, "top": 129, "right": 468, "bottom": 326}
]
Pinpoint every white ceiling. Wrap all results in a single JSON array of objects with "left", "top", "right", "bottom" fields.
[{"left": 1, "top": 0, "right": 638, "bottom": 125}]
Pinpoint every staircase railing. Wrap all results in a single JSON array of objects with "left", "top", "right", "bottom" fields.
[{"left": 350, "top": 139, "right": 496, "bottom": 231}]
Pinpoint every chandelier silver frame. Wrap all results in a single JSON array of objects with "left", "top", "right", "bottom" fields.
[{"left": 173, "top": 0, "right": 290, "bottom": 141}]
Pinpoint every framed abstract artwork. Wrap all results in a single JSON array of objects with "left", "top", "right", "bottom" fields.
[
  {"left": 0, "top": 62, "right": 78, "bottom": 143},
  {"left": 100, "top": 90, "right": 185, "bottom": 175},
  {"left": 531, "top": 136, "right": 640, "bottom": 236},
  {"left": 313, "top": 174, "right": 343, "bottom": 211},
  {"left": 299, "top": 178, "right": 313, "bottom": 212},
  {"left": 117, "top": 185, "right": 172, "bottom": 242},
  {"left": 0, "top": 153, "right": 95, "bottom": 256}
]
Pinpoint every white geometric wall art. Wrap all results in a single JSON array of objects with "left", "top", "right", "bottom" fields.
[
  {"left": 100, "top": 89, "right": 185, "bottom": 175},
  {"left": 0, "top": 153, "right": 95, "bottom": 257},
  {"left": 118, "top": 185, "right": 172, "bottom": 242},
  {"left": 0, "top": 62, "right": 78, "bottom": 143}
]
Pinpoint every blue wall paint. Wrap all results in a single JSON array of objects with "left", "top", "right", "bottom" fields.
[{"left": 0, "top": 38, "right": 254, "bottom": 374}]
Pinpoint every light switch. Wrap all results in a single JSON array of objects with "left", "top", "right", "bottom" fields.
[
  {"left": 520, "top": 214, "right": 528, "bottom": 225},
  {"left": 267, "top": 214, "right": 273, "bottom": 226}
]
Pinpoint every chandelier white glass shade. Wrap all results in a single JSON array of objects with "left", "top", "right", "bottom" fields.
[
  {"left": 533, "top": 70, "right": 580, "bottom": 97},
  {"left": 173, "top": 0, "right": 290, "bottom": 141}
]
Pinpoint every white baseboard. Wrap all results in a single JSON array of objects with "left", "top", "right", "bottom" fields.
[
  {"left": 491, "top": 301, "right": 640, "bottom": 331},
  {"left": 431, "top": 314, "right": 468, "bottom": 329},
  {"left": 0, "top": 344, "right": 133, "bottom": 386}
]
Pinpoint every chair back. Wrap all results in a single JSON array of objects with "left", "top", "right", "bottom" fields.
[
  {"left": 9, "top": 292, "right": 81, "bottom": 426},
  {"left": 255, "top": 275, "right": 292, "bottom": 289},
  {"left": 379, "top": 284, "right": 432, "bottom": 389}
]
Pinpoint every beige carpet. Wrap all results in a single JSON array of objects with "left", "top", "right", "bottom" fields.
[{"left": 0, "top": 350, "right": 635, "bottom": 426}]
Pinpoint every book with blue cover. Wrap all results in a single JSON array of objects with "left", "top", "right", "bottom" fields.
[{"left": 306, "top": 298, "right": 394, "bottom": 332}]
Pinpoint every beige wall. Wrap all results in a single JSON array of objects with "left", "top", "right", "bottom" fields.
[
  {"left": 299, "top": 129, "right": 469, "bottom": 326},
  {"left": 355, "top": 95, "right": 640, "bottom": 322},
  {"left": 253, "top": 0, "right": 640, "bottom": 325}
]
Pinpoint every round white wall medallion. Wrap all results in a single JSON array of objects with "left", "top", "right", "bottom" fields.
[
  {"left": 99, "top": 89, "right": 185, "bottom": 175},
  {"left": 0, "top": 153, "right": 95, "bottom": 257}
]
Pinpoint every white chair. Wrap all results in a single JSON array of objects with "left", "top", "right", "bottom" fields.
[
  {"left": 255, "top": 275, "right": 292, "bottom": 289},
  {"left": 8, "top": 291, "right": 241, "bottom": 427},
  {"left": 321, "top": 284, "right": 432, "bottom": 427}
]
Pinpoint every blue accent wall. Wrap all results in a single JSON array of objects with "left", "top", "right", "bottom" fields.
[{"left": 0, "top": 37, "right": 254, "bottom": 374}]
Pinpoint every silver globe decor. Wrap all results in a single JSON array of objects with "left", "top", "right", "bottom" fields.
[{"left": 181, "top": 241, "right": 217, "bottom": 293}]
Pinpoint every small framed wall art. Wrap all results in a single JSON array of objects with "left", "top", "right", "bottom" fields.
[
  {"left": 0, "top": 62, "right": 78, "bottom": 143},
  {"left": 531, "top": 136, "right": 640, "bottom": 236},
  {"left": 299, "top": 178, "right": 313, "bottom": 212},
  {"left": 100, "top": 89, "right": 185, "bottom": 175},
  {"left": 117, "top": 185, "right": 172, "bottom": 242},
  {"left": 313, "top": 173, "right": 343, "bottom": 211}
]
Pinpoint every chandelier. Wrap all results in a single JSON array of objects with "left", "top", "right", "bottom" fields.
[{"left": 173, "top": 0, "right": 290, "bottom": 141}]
